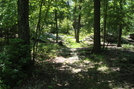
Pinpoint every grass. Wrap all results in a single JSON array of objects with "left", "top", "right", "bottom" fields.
[
  {"left": 1, "top": 34, "right": 134, "bottom": 89},
  {"left": 36, "top": 43, "right": 60, "bottom": 60},
  {"left": 122, "top": 44, "right": 134, "bottom": 49},
  {"left": 14, "top": 46, "right": 134, "bottom": 89},
  {"left": 63, "top": 36, "right": 89, "bottom": 48}
]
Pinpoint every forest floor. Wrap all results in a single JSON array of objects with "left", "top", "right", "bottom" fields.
[{"left": 14, "top": 35, "right": 134, "bottom": 89}]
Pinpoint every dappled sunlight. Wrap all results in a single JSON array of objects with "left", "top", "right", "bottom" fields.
[
  {"left": 97, "top": 66, "right": 109, "bottom": 72},
  {"left": 11, "top": 33, "right": 134, "bottom": 89},
  {"left": 13, "top": 46, "right": 134, "bottom": 89},
  {"left": 29, "top": 41, "right": 134, "bottom": 89},
  {"left": 1, "top": 0, "right": 134, "bottom": 88}
]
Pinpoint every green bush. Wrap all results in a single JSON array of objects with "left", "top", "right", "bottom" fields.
[
  {"left": 37, "top": 43, "right": 59, "bottom": 60},
  {"left": 60, "top": 18, "right": 72, "bottom": 33},
  {"left": 0, "top": 38, "right": 30, "bottom": 88}
]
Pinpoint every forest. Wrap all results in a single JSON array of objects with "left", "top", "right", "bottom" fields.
[{"left": 0, "top": 0, "right": 134, "bottom": 89}]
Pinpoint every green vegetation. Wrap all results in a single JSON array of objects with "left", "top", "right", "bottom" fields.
[
  {"left": 0, "top": 0, "right": 134, "bottom": 89},
  {"left": 0, "top": 39, "right": 30, "bottom": 88}
]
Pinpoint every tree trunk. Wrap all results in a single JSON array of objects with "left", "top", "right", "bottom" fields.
[
  {"left": 103, "top": 0, "right": 108, "bottom": 49},
  {"left": 18, "top": 0, "right": 30, "bottom": 45},
  {"left": 55, "top": 9, "right": 58, "bottom": 43},
  {"left": 93, "top": 0, "right": 101, "bottom": 53},
  {"left": 32, "top": 0, "right": 43, "bottom": 73},
  {"left": 73, "top": 19, "right": 77, "bottom": 39},
  {"left": 18, "top": 0, "right": 33, "bottom": 76},
  {"left": 117, "top": 0, "right": 123, "bottom": 47},
  {"left": 76, "top": 5, "right": 81, "bottom": 43},
  {"left": 117, "top": 25, "right": 122, "bottom": 47},
  {"left": 73, "top": 3, "right": 77, "bottom": 39}
]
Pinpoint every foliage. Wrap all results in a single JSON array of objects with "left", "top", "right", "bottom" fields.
[
  {"left": 36, "top": 43, "right": 60, "bottom": 60},
  {"left": 11, "top": 41, "right": 134, "bottom": 89},
  {"left": 0, "top": 38, "right": 30, "bottom": 88},
  {"left": 60, "top": 17, "right": 72, "bottom": 33},
  {"left": 122, "top": 44, "right": 134, "bottom": 50},
  {"left": 0, "top": 0, "right": 17, "bottom": 28},
  {"left": 1, "top": 0, "right": 134, "bottom": 88}
]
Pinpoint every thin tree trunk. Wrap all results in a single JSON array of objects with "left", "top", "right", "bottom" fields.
[
  {"left": 76, "top": 0, "right": 82, "bottom": 43},
  {"left": 73, "top": 19, "right": 77, "bottom": 39},
  {"left": 117, "top": 25, "right": 122, "bottom": 47},
  {"left": 66, "top": 1, "right": 70, "bottom": 34},
  {"left": 73, "top": 3, "right": 77, "bottom": 39},
  {"left": 76, "top": 5, "right": 81, "bottom": 43},
  {"left": 103, "top": 0, "right": 108, "bottom": 49},
  {"left": 32, "top": 0, "right": 43, "bottom": 73},
  {"left": 55, "top": 0, "right": 58, "bottom": 43},
  {"left": 117, "top": 0, "right": 123, "bottom": 47},
  {"left": 55, "top": 9, "right": 58, "bottom": 43},
  {"left": 93, "top": 0, "right": 101, "bottom": 53}
]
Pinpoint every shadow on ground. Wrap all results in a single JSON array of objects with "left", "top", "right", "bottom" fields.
[{"left": 13, "top": 45, "right": 134, "bottom": 89}]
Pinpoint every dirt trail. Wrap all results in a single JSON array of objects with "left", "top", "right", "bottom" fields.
[
  {"left": 51, "top": 47, "right": 92, "bottom": 73},
  {"left": 13, "top": 36, "right": 134, "bottom": 89}
]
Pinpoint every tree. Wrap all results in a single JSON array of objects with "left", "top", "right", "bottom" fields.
[
  {"left": 76, "top": 0, "right": 82, "bottom": 43},
  {"left": 93, "top": 0, "right": 101, "bottom": 53},
  {"left": 73, "top": 1, "right": 77, "bottom": 40},
  {"left": 18, "top": 0, "right": 33, "bottom": 76},
  {"left": 117, "top": 0, "right": 123, "bottom": 47},
  {"left": 55, "top": 0, "right": 58, "bottom": 43},
  {"left": 72, "top": 0, "right": 82, "bottom": 43},
  {"left": 102, "top": 0, "right": 108, "bottom": 49},
  {"left": 18, "top": 0, "right": 30, "bottom": 45},
  {"left": 32, "top": 0, "right": 43, "bottom": 69}
]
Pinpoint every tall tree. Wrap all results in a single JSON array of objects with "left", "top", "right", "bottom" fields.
[
  {"left": 18, "top": 0, "right": 30, "bottom": 45},
  {"left": 55, "top": 0, "right": 59, "bottom": 43},
  {"left": 76, "top": 0, "right": 82, "bottom": 43},
  {"left": 102, "top": 0, "right": 108, "bottom": 49},
  {"left": 32, "top": 0, "right": 43, "bottom": 70},
  {"left": 73, "top": 1, "right": 77, "bottom": 39},
  {"left": 117, "top": 0, "right": 123, "bottom": 47},
  {"left": 55, "top": 8, "right": 58, "bottom": 43},
  {"left": 72, "top": 0, "right": 82, "bottom": 43},
  {"left": 93, "top": 0, "right": 101, "bottom": 53},
  {"left": 18, "top": 0, "right": 33, "bottom": 76}
]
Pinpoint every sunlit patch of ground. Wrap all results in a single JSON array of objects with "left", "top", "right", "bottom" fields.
[{"left": 13, "top": 36, "right": 134, "bottom": 89}]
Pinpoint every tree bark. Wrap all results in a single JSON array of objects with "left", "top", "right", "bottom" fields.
[
  {"left": 18, "top": 0, "right": 33, "bottom": 76},
  {"left": 76, "top": 4, "right": 81, "bottom": 43},
  {"left": 55, "top": 9, "right": 58, "bottom": 43},
  {"left": 73, "top": 2, "right": 77, "bottom": 39},
  {"left": 32, "top": 0, "right": 43, "bottom": 73},
  {"left": 117, "top": 25, "right": 122, "bottom": 47},
  {"left": 117, "top": 0, "right": 123, "bottom": 47},
  {"left": 93, "top": 0, "right": 101, "bottom": 53},
  {"left": 18, "top": 0, "right": 30, "bottom": 45},
  {"left": 55, "top": 0, "right": 58, "bottom": 43},
  {"left": 103, "top": 0, "right": 108, "bottom": 49}
]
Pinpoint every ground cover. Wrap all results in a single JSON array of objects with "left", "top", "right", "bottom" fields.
[{"left": 13, "top": 35, "right": 134, "bottom": 89}]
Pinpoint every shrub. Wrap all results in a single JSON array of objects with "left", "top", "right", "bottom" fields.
[
  {"left": 60, "top": 18, "right": 72, "bottom": 33},
  {"left": 0, "top": 38, "right": 30, "bottom": 88}
]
